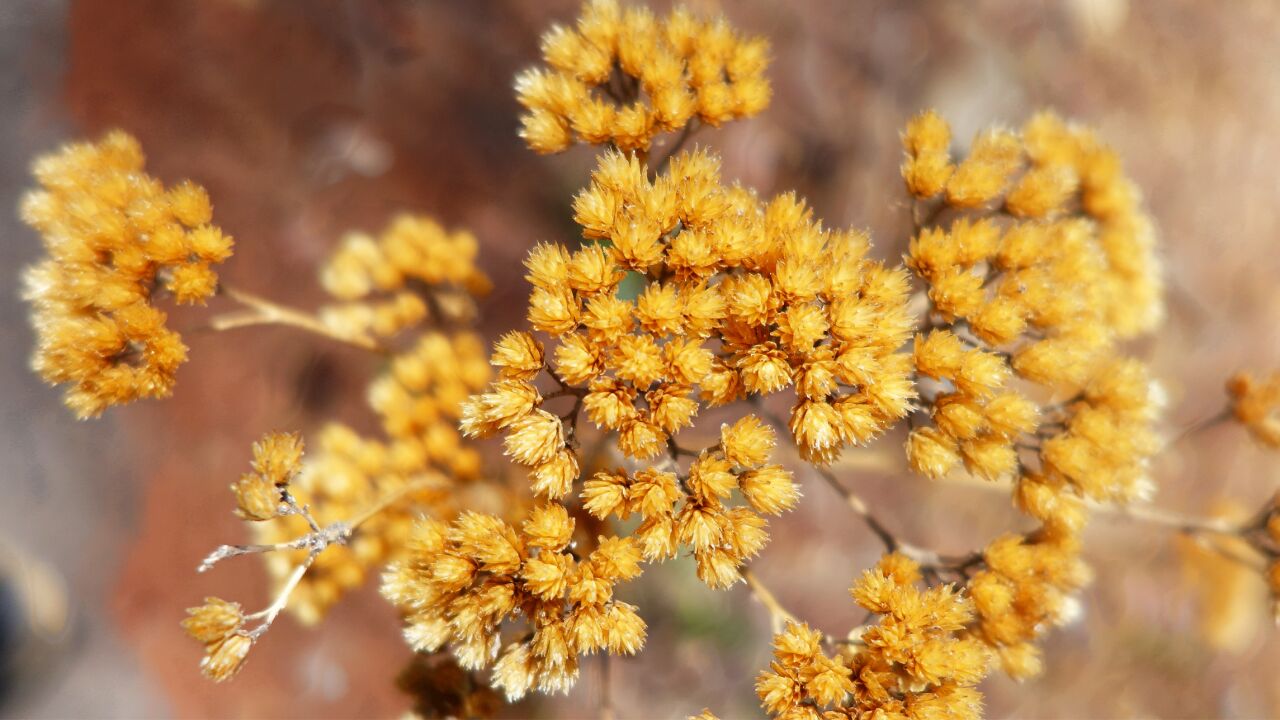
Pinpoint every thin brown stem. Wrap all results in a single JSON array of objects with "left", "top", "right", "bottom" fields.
[
  {"left": 211, "top": 284, "right": 386, "bottom": 354},
  {"left": 741, "top": 567, "right": 799, "bottom": 634},
  {"left": 1164, "top": 409, "right": 1230, "bottom": 450},
  {"left": 200, "top": 475, "right": 439, "bottom": 573},
  {"left": 652, "top": 120, "right": 700, "bottom": 176}
]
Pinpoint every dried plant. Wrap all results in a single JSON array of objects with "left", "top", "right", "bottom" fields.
[{"left": 17, "top": 1, "right": 1280, "bottom": 717}]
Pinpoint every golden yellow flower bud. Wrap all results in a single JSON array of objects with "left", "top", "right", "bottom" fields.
[
  {"left": 182, "top": 597, "right": 244, "bottom": 645},
  {"left": 906, "top": 427, "right": 961, "bottom": 479},
  {"left": 491, "top": 331, "right": 545, "bottom": 381},
  {"left": 738, "top": 464, "right": 799, "bottom": 515},
  {"left": 200, "top": 633, "right": 253, "bottom": 682},
  {"left": 503, "top": 410, "right": 566, "bottom": 467},
  {"left": 720, "top": 415, "right": 775, "bottom": 468},
  {"left": 230, "top": 473, "right": 281, "bottom": 521}
]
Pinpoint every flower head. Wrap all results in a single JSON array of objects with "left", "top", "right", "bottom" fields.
[
  {"left": 516, "top": 0, "right": 770, "bottom": 153},
  {"left": 21, "top": 130, "right": 234, "bottom": 417}
]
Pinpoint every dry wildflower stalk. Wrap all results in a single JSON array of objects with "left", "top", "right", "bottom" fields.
[{"left": 18, "top": 1, "right": 1280, "bottom": 717}]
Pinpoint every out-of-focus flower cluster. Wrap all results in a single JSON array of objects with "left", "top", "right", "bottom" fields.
[
  {"left": 516, "top": 0, "right": 770, "bottom": 154},
  {"left": 21, "top": 130, "right": 234, "bottom": 417},
  {"left": 396, "top": 652, "right": 501, "bottom": 720},
  {"left": 902, "top": 110, "right": 1166, "bottom": 679},
  {"left": 902, "top": 110, "right": 1161, "bottom": 338},
  {"left": 1228, "top": 371, "right": 1280, "bottom": 449},
  {"left": 755, "top": 554, "right": 988, "bottom": 720},
  {"left": 320, "top": 214, "right": 490, "bottom": 340},
  {"left": 253, "top": 266, "right": 494, "bottom": 624}
]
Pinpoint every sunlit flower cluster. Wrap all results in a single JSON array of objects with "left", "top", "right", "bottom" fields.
[
  {"left": 464, "top": 148, "right": 914, "bottom": 468},
  {"left": 756, "top": 554, "right": 988, "bottom": 720},
  {"left": 381, "top": 508, "right": 646, "bottom": 701},
  {"left": 515, "top": 0, "right": 770, "bottom": 153},
  {"left": 964, "top": 532, "right": 1090, "bottom": 679},
  {"left": 581, "top": 415, "right": 793, "bottom": 588},
  {"left": 320, "top": 214, "right": 490, "bottom": 340},
  {"left": 21, "top": 130, "right": 234, "bottom": 417}
]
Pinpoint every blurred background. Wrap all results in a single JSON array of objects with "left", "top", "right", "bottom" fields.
[{"left": 2, "top": 0, "right": 1280, "bottom": 717}]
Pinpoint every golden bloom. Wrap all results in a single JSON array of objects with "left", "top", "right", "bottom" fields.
[
  {"left": 319, "top": 215, "right": 489, "bottom": 340},
  {"left": 20, "top": 130, "right": 234, "bottom": 417},
  {"left": 1227, "top": 371, "right": 1280, "bottom": 448},
  {"left": 756, "top": 554, "right": 988, "bottom": 719},
  {"left": 184, "top": 598, "right": 255, "bottom": 682},
  {"left": 200, "top": 633, "right": 253, "bottom": 683},
  {"left": 516, "top": 0, "right": 770, "bottom": 153},
  {"left": 382, "top": 514, "right": 646, "bottom": 701},
  {"left": 182, "top": 597, "right": 244, "bottom": 645}
]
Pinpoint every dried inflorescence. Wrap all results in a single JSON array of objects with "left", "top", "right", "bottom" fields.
[
  {"left": 459, "top": 148, "right": 915, "bottom": 590},
  {"left": 183, "top": 598, "right": 252, "bottom": 682},
  {"left": 320, "top": 214, "right": 490, "bottom": 340},
  {"left": 465, "top": 148, "right": 914, "bottom": 466},
  {"left": 1228, "top": 371, "right": 1280, "bottom": 448},
  {"left": 902, "top": 110, "right": 1167, "bottom": 680},
  {"left": 756, "top": 554, "right": 988, "bottom": 720},
  {"left": 515, "top": 0, "right": 770, "bottom": 154},
  {"left": 32, "top": 4, "right": 1280, "bottom": 718},
  {"left": 230, "top": 431, "right": 305, "bottom": 521},
  {"left": 252, "top": 260, "right": 495, "bottom": 624},
  {"left": 184, "top": 432, "right": 309, "bottom": 681},
  {"left": 902, "top": 110, "right": 1161, "bottom": 339},
  {"left": 382, "top": 508, "right": 646, "bottom": 701},
  {"left": 21, "top": 130, "right": 234, "bottom": 417}
]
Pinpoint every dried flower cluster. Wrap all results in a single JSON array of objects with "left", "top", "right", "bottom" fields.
[
  {"left": 21, "top": 130, "right": 234, "bottom": 417},
  {"left": 902, "top": 110, "right": 1166, "bottom": 678},
  {"left": 756, "top": 554, "right": 988, "bottom": 720},
  {"left": 1228, "top": 371, "right": 1280, "bottom": 448},
  {"left": 382, "top": 508, "right": 646, "bottom": 700},
  {"left": 516, "top": 0, "right": 769, "bottom": 153},
  {"left": 250, "top": 264, "right": 495, "bottom": 624},
  {"left": 184, "top": 432, "right": 308, "bottom": 681},
  {"left": 24, "top": 3, "right": 1280, "bottom": 718},
  {"left": 320, "top": 214, "right": 489, "bottom": 340}
]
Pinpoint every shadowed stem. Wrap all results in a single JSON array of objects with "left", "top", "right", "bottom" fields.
[
  {"left": 741, "top": 567, "right": 799, "bottom": 635},
  {"left": 652, "top": 120, "right": 701, "bottom": 176}
]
